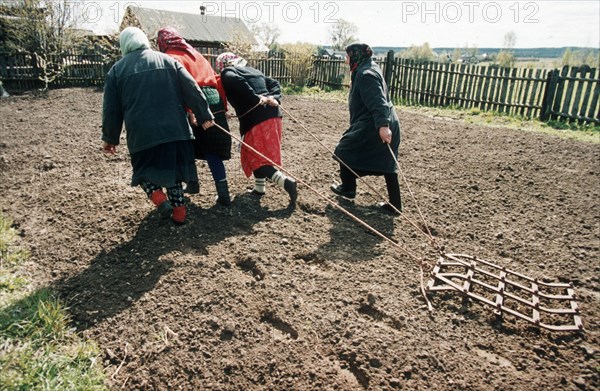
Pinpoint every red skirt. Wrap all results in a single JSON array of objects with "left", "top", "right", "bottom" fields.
[{"left": 241, "top": 117, "right": 283, "bottom": 177}]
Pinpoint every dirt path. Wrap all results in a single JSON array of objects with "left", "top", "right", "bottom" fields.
[{"left": 1, "top": 88, "right": 598, "bottom": 390}]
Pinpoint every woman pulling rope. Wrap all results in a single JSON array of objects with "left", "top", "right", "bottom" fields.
[
  {"left": 331, "top": 43, "right": 402, "bottom": 215},
  {"left": 157, "top": 27, "right": 233, "bottom": 206},
  {"left": 216, "top": 52, "right": 297, "bottom": 207}
]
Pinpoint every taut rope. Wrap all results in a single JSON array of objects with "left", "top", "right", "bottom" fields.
[{"left": 211, "top": 119, "right": 433, "bottom": 311}]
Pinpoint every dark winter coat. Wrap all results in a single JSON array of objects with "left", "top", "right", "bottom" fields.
[
  {"left": 102, "top": 48, "right": 213, "bottom": 154},
  {"left": 220, "top": 66, "right": 282, "bottom": 136},
  {"left": 334, "top": 59, "right": 401, "bottom": 173}
]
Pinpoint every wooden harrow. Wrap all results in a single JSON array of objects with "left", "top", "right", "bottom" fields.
[{"left": 427, "top": 253, "right": 583, "bottom": 332}]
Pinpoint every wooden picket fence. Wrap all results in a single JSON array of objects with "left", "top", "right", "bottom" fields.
[
  {"left": 1, "top": 49, "right": 598, "bottom": 125},
  {"left": 541, "top": 66, "right": 599, "bottom": 123},
  {"left": 389, "top": 58, "right": 551, "bottom": 119},
  {"left": 387, "top": 57, "right": 599, "bottom": 124}
]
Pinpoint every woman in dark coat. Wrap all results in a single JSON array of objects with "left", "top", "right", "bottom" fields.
[
  {"left": 216, "top": 52, "right": 297, "bottom": 207},
  {"left": 102, "top": 27, "right": 214, "bottom": 225},
  {"left": 157, "top": 27, "right": 233, "bottom": 205},
  {"left": 331, "top": 43, "right": 402, "bottom": 214}
]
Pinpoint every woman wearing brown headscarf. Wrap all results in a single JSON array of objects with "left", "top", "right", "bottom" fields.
[{"left": 331, "top": 43, "right": 402, "bottom": 214}]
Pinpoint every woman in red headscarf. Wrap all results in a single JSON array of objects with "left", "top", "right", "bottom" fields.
[{"left": 157, "top": 27, "right": 233, "bottom": 206}]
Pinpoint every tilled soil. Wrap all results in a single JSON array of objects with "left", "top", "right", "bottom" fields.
[{"left": 0, "top": 88, "right": 598, "bottom": 390}]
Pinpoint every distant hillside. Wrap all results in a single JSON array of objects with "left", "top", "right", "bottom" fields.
[{"left": 370, "top": 46, "right": 599, "bottom": 58}]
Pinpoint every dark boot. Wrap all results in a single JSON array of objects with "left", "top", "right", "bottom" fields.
[
  {"left": 150, "top": 189, "right": 173, "bottom": 220},
  {"left": 270, "top": 170, "right": 297, "bottom": 206},
  {"left": 215, "top": 179, "right": 231, "bottom": 206},
  {"left": 185, "top": 181, "right": 200, "bottom": 194},
  {"left": 330, "top": 184, "right": 356, "bottom": 199},
  {"left": 284, "top": 179, "right": 298, "bottom": 206},
  {"left": 383, "top": 173, "right": 402, "bottom": 214}
]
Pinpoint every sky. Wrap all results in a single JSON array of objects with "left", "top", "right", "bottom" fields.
[{"left": 82, "top": 0, "right": 600, "bottom": 48}]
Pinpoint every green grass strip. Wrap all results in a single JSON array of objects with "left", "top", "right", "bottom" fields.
[{"left": 0, "top": 214, "right": 107, "bottom": 390}]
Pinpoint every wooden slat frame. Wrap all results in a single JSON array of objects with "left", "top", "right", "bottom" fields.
[{"left": 427, "top": 253, "right": 584, "bottom": 332}]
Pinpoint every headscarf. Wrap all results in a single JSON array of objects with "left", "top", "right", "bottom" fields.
[
  {"left": 119, "top": 27, "right": 150, "bottom": 56},
  {"left": 345, "top": 43, "right": 373, "bottom": 72},
  {"left": 215, "top": 52, "right": 248, "bottom": 72},
  {"left": 157, "top": 27, "right": 197, "bottom": 60}
]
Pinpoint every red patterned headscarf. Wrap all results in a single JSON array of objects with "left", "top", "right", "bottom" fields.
[
  {"left": 345, "top": 43, "right": 373, "bottom": 72},
  {"left": 157, "top": 27, "right": 196, "bottom": 60},
  {"left": 215, "top": 52, "right": 248, "bottom": 72}
]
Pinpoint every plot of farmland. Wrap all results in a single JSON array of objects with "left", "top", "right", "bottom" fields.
[{"left": 0, "top": 88, "right": 598, "bottom": 390}]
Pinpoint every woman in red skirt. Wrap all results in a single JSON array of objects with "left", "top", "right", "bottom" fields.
[{"left": 216, "top": 52, "right": 297, "bottom": 206}]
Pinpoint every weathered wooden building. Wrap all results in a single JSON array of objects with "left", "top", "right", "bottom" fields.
[{"left": 119, "top": 6, "right": 257, "bottom": 49}]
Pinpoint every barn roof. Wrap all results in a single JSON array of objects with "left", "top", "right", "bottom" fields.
[{"left": 121, "top": 6, "right": 257, "bottom": 46}]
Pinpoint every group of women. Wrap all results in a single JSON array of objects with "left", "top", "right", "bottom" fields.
[{"left": 102, "top": 27, "right": 401, "bottom": 225}]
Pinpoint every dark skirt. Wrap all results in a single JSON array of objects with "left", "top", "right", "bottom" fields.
[
  {"left": 192, "top": 86, "right": 232, "bottom": 160},
  {"left": 130, "top": 140, "right": 197, "bottom": 188}
]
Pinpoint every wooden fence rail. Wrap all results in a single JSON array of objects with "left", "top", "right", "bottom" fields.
[{"left": 1, "top": 50, "right": 598, "bottom": 125}]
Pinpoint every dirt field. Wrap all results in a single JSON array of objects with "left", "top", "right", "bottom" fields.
[{"left": 1, "top": 88, "right": 598, "bottom": 390}]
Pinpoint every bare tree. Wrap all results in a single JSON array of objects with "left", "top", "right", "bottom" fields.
[
  {"left": 504, "top": 31, "right": 517, "bottom": 50},
  {"left": 497, "top": 31, "right": 517, "bottom": 67},
  {"left": 250, "top": 22, "right": 281, "bottom": 51},
  {"left": 3, "top": 0, "right": 84, "bottom": 54},
  {"left": 1, "top": 0, "right": 87, "bottom": 88},
  {"left": 329, "top": 19, "right": 358, "bottom": 50}
]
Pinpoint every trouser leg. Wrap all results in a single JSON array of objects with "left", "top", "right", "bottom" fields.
[
  {"left": 205, "top": 153, "right": 227, "bottom": 182},
  {"left": 166, "top": 183, "right": 185, "bottom": 207},
  {"left": 339, "top": 164, "right": 357, "bottom": 192},
  {"left": 384, "top": 173, "right": 402, "bottom": 211}
]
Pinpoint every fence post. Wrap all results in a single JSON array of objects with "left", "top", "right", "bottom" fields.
[
  {"left": 384, "top": 50, "right": 394, "bottom": 87},
  {"left": 540, "top": 69, "right": 559, "bottom": 121}
]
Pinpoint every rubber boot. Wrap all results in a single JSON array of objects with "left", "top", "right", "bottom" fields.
[
  {"left": 380, "top": 174, "right": 402, "bottom": 215},
  {"left": 215, "top": 179, "right": 231, "bottom": 206},
  {"left": 284, "top": 179, "right": 298, "bottom": 206},
  {"left": 270, "top": 170, "right": 297, "bottom": 205},
  {"left": 172, "top": 205, "right": 186, "bottom": 225},
  {"left": 248, "top": 177, "right": 266, "bottom": 196},
  {"left": 151, "top": 189, "right": 173, "bottom": 220},
  {"left": 185, "top": 181, "right": 200, "bottom": 194}
]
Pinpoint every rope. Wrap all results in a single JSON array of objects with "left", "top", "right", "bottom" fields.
[
  {"left": 386, "top": 144, "right": 440, "bottom": 251},
  {"left": 280, "top": 105, "right": 439, "bottom": 250},
  {"left": 212, "top": 101, "right": 263, "bottom": 119},
  {"left": 211, "top": 120, "right": 433, "bottom": 311}
]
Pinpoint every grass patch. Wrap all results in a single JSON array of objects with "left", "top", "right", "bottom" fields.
[{"left": 0, "top": 214, "right": 107, "bottom": 390}]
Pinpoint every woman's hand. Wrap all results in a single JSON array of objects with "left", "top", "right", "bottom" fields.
[
  {"left": 259, "top": 96, "right": 279, "bottom": 107},
  {"left": 379, "top": 126, "right": 392, "bottom": 144},
  {"left": 201, "top": 120, "right": 215, "bottom": 130},
  {"left": 102, "top": 142, "right": 116, "bottom": 154},
  {"left": 188, "top": 112, "right": 198, "bottom": 126},
  {"left": 266, "top": 96, "right": 279, "bottom": 107}
]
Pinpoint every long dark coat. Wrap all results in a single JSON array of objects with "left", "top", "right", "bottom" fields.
[{"left": 334, "top": 59, "right": 401, "bottom": 174}]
